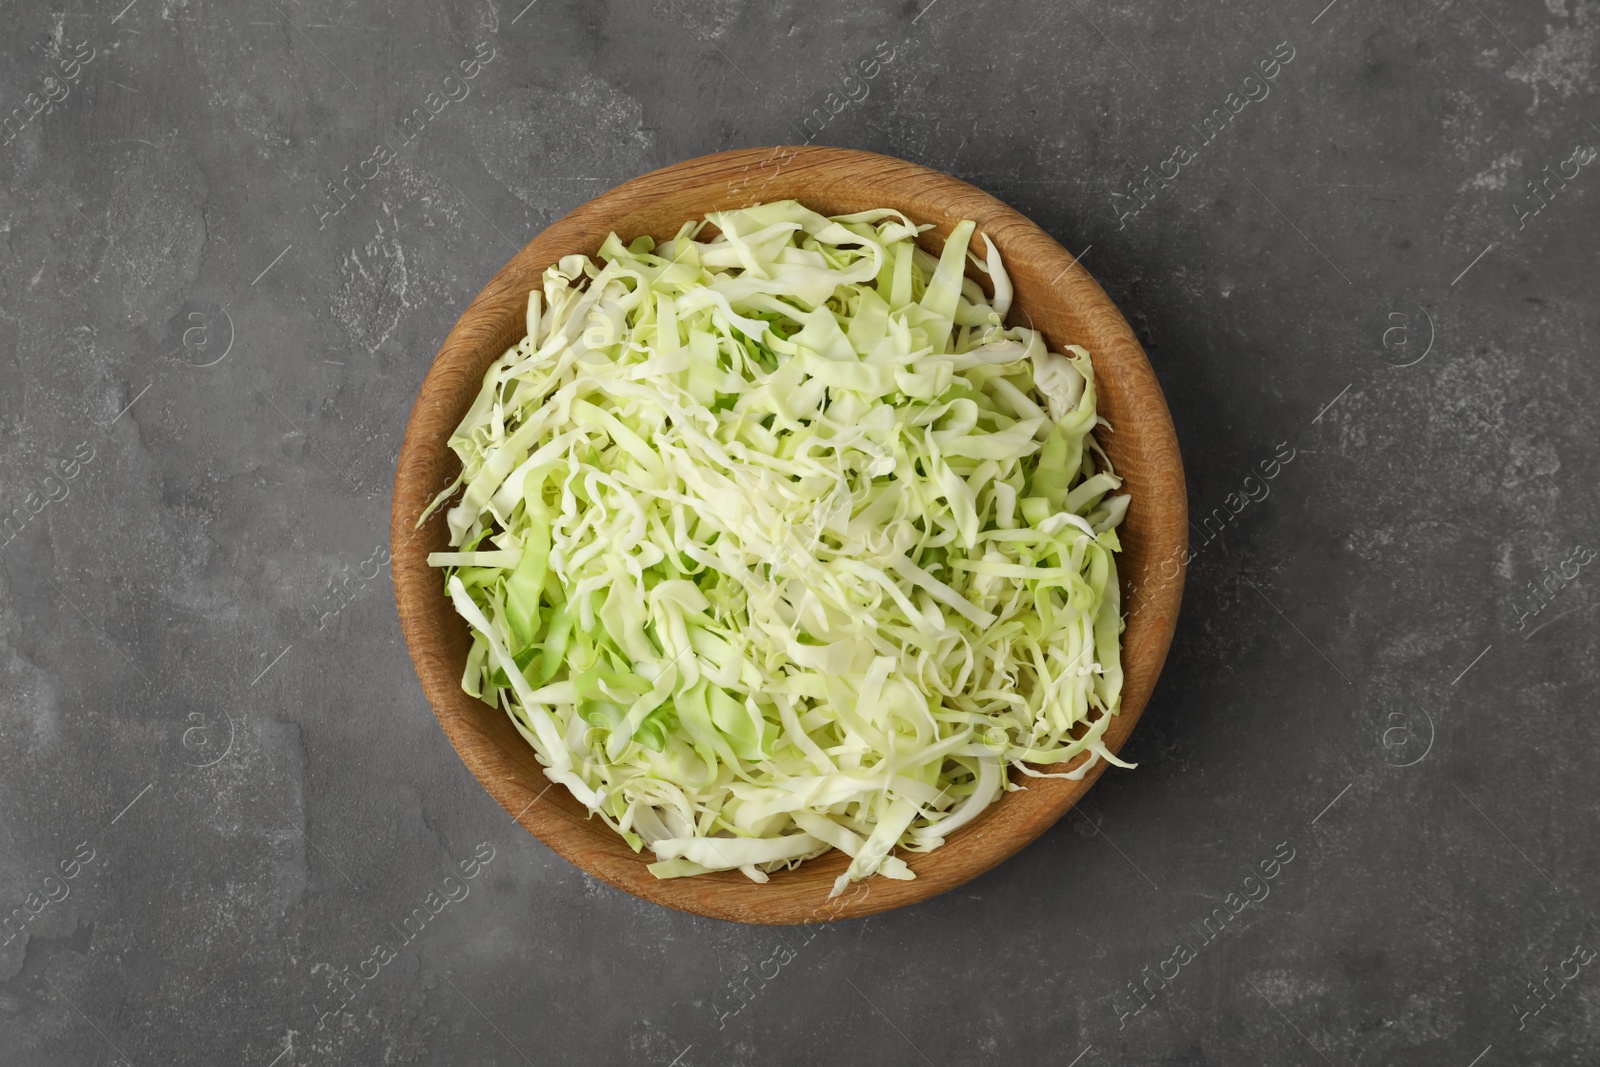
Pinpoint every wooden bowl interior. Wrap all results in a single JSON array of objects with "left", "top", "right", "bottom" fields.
[{"left": 391, "top": 146, "right": 1186, "bottom": 924}]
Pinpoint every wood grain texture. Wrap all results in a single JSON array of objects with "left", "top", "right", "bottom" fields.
[{"left": 390, "top": 146, "right": 1187, "bottom": 924}]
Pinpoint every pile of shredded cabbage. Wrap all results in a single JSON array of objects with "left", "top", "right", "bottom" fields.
[{"left": 423, "top": 200, "right": 1129, "bottom": 896}]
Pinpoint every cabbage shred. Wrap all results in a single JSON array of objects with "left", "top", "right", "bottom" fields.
[{"left": 424, "top": 200, "right": 1130, "bottom": 896}]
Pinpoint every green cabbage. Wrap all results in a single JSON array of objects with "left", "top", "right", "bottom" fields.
[{"left": 423, "top": 200, "right": 1130, "bottom": 896}]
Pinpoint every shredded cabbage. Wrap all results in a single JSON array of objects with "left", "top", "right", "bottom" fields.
[{"left": 423, "top": 200, "right": 1130, "bottom": 896}]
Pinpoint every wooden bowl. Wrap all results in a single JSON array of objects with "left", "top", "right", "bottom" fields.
[{"left": 391, "top": 146, "right": 1186, "bottom": 924}]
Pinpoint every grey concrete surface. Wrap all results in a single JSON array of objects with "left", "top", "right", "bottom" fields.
[{"left": 1, "top": 0, "right": 1597, "bottom": 1064}]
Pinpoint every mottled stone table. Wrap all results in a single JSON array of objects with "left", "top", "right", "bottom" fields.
[{"left": 2, "top": 1, "right": 1596, "bottom": 1064}]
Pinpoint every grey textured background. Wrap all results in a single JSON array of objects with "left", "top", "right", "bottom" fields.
[{"left": 1, "top": 0, "right": 1597, "bottom": 1064}]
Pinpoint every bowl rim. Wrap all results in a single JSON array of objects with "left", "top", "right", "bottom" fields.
[{"left": 390, "top": 145, "right": 1187, "bottom": 924}]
